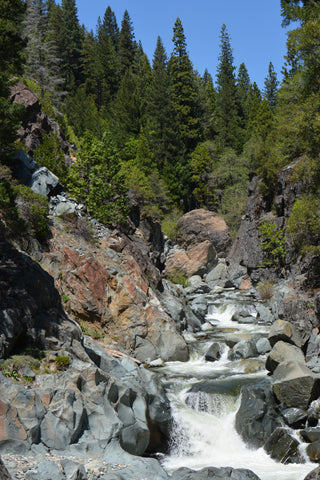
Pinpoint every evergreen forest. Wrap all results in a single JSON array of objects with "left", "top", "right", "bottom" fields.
[{"left": 1, "top": 0, "right": 320, "bottom": 253}]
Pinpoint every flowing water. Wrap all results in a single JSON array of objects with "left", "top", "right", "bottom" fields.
[{"left": 157, "top": 289, "right": 315, "bottom": 480}]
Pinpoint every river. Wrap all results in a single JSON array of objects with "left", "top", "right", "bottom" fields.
[{"left": 156, "top": 288, "right": 315, "bottom": 480}]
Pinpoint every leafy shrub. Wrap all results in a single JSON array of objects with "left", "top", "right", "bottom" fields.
[
  {"left": 287, "top": 195, "right": 320, "bottom": 254},
  {"left": 161, "top": 207, "right": 183, "bottom": 240},
  {"left": 0, "top": 178, "right": 25, "bottom": 234},
  {"left": 14, "top": 184, "right": 49, "bottom": 241},
  {"left": 55, "top": 355, "right": 70, "bottom": 370},
  {"left": 258, "top": 219, "right": 286, "bottom": 268},
  {"left": 33, "top": 133, "right": 69, "bottom": 185}
]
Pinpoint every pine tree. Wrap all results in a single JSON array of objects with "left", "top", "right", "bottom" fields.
[
  {"left": 97, "top": 6, "right": 119, "bottom": 107},
  {"left": 237, "top": 62, "right": 250, "bottom": 128},
  {"left": 55, "top": 0, "right": 83, "bottom": 91},
  {"left": 215, "top": 24, "right": 242, "bottom": 151},
  {"left": 263, "top": 62, "right": 279, "bottom": 109},
  {"left": 245, "top": 82, "right": 262, "bottom": 140},
  {"left": 23, "top": 0, "right": 64, "bottom": 105},
  {"left": 0, "top": 0, "right": 26, "bottom": 153},
  {"left": 202, "top": 71, "right": 217, "bottom": 140},
  {"left": 118, "top": 10, "right": 136, "bottom": 77}
]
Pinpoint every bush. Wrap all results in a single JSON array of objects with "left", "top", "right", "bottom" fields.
[
  {"left": 257, "top": 280, "right": 274, "bottom": 300},
  {"left": 14, "top": 184, "right": 49, "bottom": 241},
  {"left": 287, "top": 195, "right": 320, "bottom": 254},
  {"left": 33, "top": 133, "right": 69, "bottom": 185},
  {"left": 258, "top": 219, "right": 286, "bottom": 268}
]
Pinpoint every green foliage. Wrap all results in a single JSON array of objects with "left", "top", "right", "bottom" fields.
[
  {"left": 33, "top": 133, "right": 69, "bottom": 184},
  {"left": 190, "top": 141, "right": 218, "bottom": 210},
  {"left": 13, "top": 184, "right": 49, "bottom": 241},
  {"left": 161, "top": 207, "right": 183, "bottom": 240},
  {"left": 68, "top": 132, "right": 129, "bottom": 226},
  {"left": 165, "top": 270, "right": 188, "bottom": 287},
  {"left": 0, "top": 178, "right": 25, "bottom": 234},
  {"left": 55, "top": 355, "right": 70, "bottom": 370},
  {"left": 258, "top": 219, "right": 286, "bottom": 268},
  {"left": 287, "top": 195, "right": 320, "bottom": 253},
  {"left": 79, "top": 320, "right": 104, "bottom": 339}
]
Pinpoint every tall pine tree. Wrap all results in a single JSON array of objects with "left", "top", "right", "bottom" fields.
[
  {"left": 118, "top": 10, "right": 136, "bottom": 78},
  {"left": 215, "top": 24, "right": 242, "bottom": 151},
  {"left": 263, "top": 62, "right": 279, "bottom": 109}
]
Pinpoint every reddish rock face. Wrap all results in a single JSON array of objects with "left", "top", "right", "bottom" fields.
[
  {"left": 40, "top": 220, "right": 188, "bottom": 362},
  {"left": 177, "top": 209, "right": 232, "bottom": 255},
  {"left": 165, "top": 240, "right": 217, "bottom": 279}
]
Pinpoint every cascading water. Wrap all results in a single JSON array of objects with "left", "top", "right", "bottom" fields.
[{"left": 157, "top": 289, "right": 315, "bottom": 480}]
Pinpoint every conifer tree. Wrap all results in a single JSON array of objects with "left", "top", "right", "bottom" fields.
[
  {"left": 237, "top": 62, "right": 250, "bottom": 128},
  {"left": 263, "top": 62, "right": 279, "bottom": 109},
  {"left": 118, "top": 10, "right": 136, "bottom": 77},
  {"left": 97, "top": 6, "right": 119, "bottom": 107},
  {"left": 23, "top": 0, "right": 63, "bottom": 105},
  {"left": 146, "top": 36, "right": 173, "bottom": 171},
  {"left": 215, "top": 24, "right": 242, "bottom": 151},
  {"left": 0, "top": 0, "right": 26, "bottom": 153},
  {"left": 166, "top": 17, "right": 201, "bottom": 206}
]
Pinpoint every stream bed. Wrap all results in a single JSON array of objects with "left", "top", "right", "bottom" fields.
[{"left": 156, "top": 288, "right": 315, "bottom": 480}]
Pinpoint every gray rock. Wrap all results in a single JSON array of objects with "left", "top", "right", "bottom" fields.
[
  {"left": 264, "top": 427, "right": 303, "bottom": 464},
  {"left": 228, "top": 339, "right": 257, "bottom": 360},
  {"left": 255, "top": 304, "right": 274, "bottom": 324},
  {"left": 205, "top": 261, "right": 228, "bottom": 289},
  {"left": 235, "top": 380, "right": 282, "bottom": 448},
  {"left": 281, "top": 407, "right": 307, "bottom": 428},
  {"left": 306, "top": 440, "right": 320, "bottom": 462},
  {"left": 304, "top": 467, "right": 320, "bottom": 480},
  {"left": 55, "top": 202, "right": 77, "bottom": 217},
  {"left": 204, "top": 343, "right": 221, "bottom": 362},
  {"left": 256, "top": 338, "right": 271, "bottom": 355},
  {"left": 25, "top": 460, "right": 65, "bottom": 480},
  {"left": 0, "top": 457, "right": 12, "bottom": 480},
  {"left": 61, "top": 459, "right": 87, "bottom": 480},
  {"left": 273, "top": 361, "right": 320, "bottom": 409},
  {"left": 120, "top": 420, "right": 150, "bottom": 456},
  {"left": 268, "top": 319, "right": 304, "bottom": 348},
  {"left": 266, "top": 341, "right": 305, "bottom": 373},
  {"left": 301, "top": 428, "right": 320, "bottom": 443},
  {"left": 29, "top": 166, "right": 61, "bottom": 197},
  {"left": 170, "top": 466, "right": 261, "bottom": 480}
]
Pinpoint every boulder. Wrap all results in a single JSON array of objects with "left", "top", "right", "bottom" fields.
[
  {"left": 273, "top": 361, "right": 320, "bottom": 409},
  {"left": 301, "top": 428, "right": 320, "bottom": 443},
  {"left": 60, "top": 459, "right": 87, "bottom": 480},
  {"left": 281, "top": 407, "right": 307, "bottom": 429},
  {"left": 165, "top": 240, "right": 217, "bottom": 279},
  {"left": 205, "top": 260, "right": 229, "bottom": 289},
  {"left": 255, "top": 304, "right": 274, "bottom": 324},
  {"left": 228, "top": 339, "right": 258, "bottom": 360},
  {"left": 268, "top": 319, "right": 304, "bottom": 348},
  {"left": 306, "top": 440, "right": 320, "bottom": 462},
  {"left": 235, "top": 380, "right": 282, "bottom": 449},
  {"left": 304, "top": 468, "right": 320, "bottom": 480},
  {"left": 28, "top": 166, "right": 62, "bottom": 197},
  {"left": 170, "top": 466, "right": 261, "bottom": 480},
  {"left": 264, "top": 427, "right": 303, "bottom": 464},
  {"left": 177, "top": 209, "right": 232, "bottom": 255},
  {"left": 306, "top": 329, "right": 320, "bottom": 374},
  {"left": 204, "top": 343, "right": 221, "bottom": 362},
  {"left": 266, "top": 341, "right": 305, "bottom": 373},
  {"left": 256, "top": 338, "right": 271, "bottom": 355}
]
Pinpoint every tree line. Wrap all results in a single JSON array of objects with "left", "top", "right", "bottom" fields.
[{"left": 1, "top": 0, "right": 319, "bottom": 252}]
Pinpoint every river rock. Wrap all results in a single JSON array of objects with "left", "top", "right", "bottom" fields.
[
  {"left": 25, "top": 460, "right": 65, "bottom": 480},
  {"left": 256, "top": 338, "right": 271, "bottom": 355},
  {"left": 28, "top": 166, "right": 62, "bottom": 197},
  {"left": 224, "top": 333, "right": 252, "bottom": 349},
  {"left": 306, "top": 440, "right": 320, "bottom": 462},
  {"left": 264, "top": 427, "right": 303, "bottom": 464},
  {"left": 268, "top": 319, "right": 304, "bottom": 348},
  {"left": 255, "top": 304, "right": 274, "bottom": 324},
  {"left": 205, "top": 260, "right": 229, "bottom": 289},
  {"left": 281, "top": 407, "right": 307, "bottom": 428},
  {"left": 0, "top": 457, "right": 12, "bottom": 480},
  {"left": 60, "top": 459, "right": 87, "bottom": 480},
  {"left": 177, "top": 209, "right": 232, "bottom": 255},
  {"left": 304, "top": 468, "right": 320, "bottom": 480},
  {"left": 170, "top": 466, "right": 261, "bottom": 480},
  {"left": 265, "top": 341, "right": 305, "bottom": 373},
  {"left": 301, "top": 428, "right": 320, "bottom": 443},
  {"left": 306, "top": 329, "right": 320, "bottom": 374},
  {"left": 204, "top": 343, "right": 221, "bottom": 362},
  {"left": 235, "top": 380, "right": 282, "bottom": 448},
  {"left": 273, "top": 361, "right": 320, "bottom": 409},
  {"left": 228, "top": 339, "right": 258, "bottom": 360}
]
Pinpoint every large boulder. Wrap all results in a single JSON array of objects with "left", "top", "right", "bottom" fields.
[
  {"left": 235, "top": 380, "right": 282, "bottom": 449},
  {"left": 28, "top": 166, "right": 62, "bottom": 197},
  {"left": 264, "top": 427, "right": 303, "bottom": 464},
  {"left": 268, "top": 319, "right": 304, "bottom": 348},
  {"left": 165, "top": 241, "right": 217, "bottom": 279},
  {"left": 273, "top": 361, "right": 320, "bottom": 409},
  {"left": 266, "top": 341, "right": 305, "bottom": 373},
  {"left": 177, "top": 209, "right": 232, "bottom": 255},
  {"left": 170, "top": 466, "right": 261, "bottom": 480}
]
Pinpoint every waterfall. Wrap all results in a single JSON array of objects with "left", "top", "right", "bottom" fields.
[{"left": 158, "top": 289, "right": 315, "bottom": 480}]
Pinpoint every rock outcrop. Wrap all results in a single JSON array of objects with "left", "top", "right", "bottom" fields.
[{"left": 177, "top": 209, "right": 232, "bottom": 255}]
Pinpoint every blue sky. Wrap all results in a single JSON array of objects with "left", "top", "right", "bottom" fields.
[{"left": 73, "top": 0, "right": 289, "bottom": 90}]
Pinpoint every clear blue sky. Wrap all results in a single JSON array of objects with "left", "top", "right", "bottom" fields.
[{"left": 73, "top": 0, "right": 289, "bottom": 90}]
